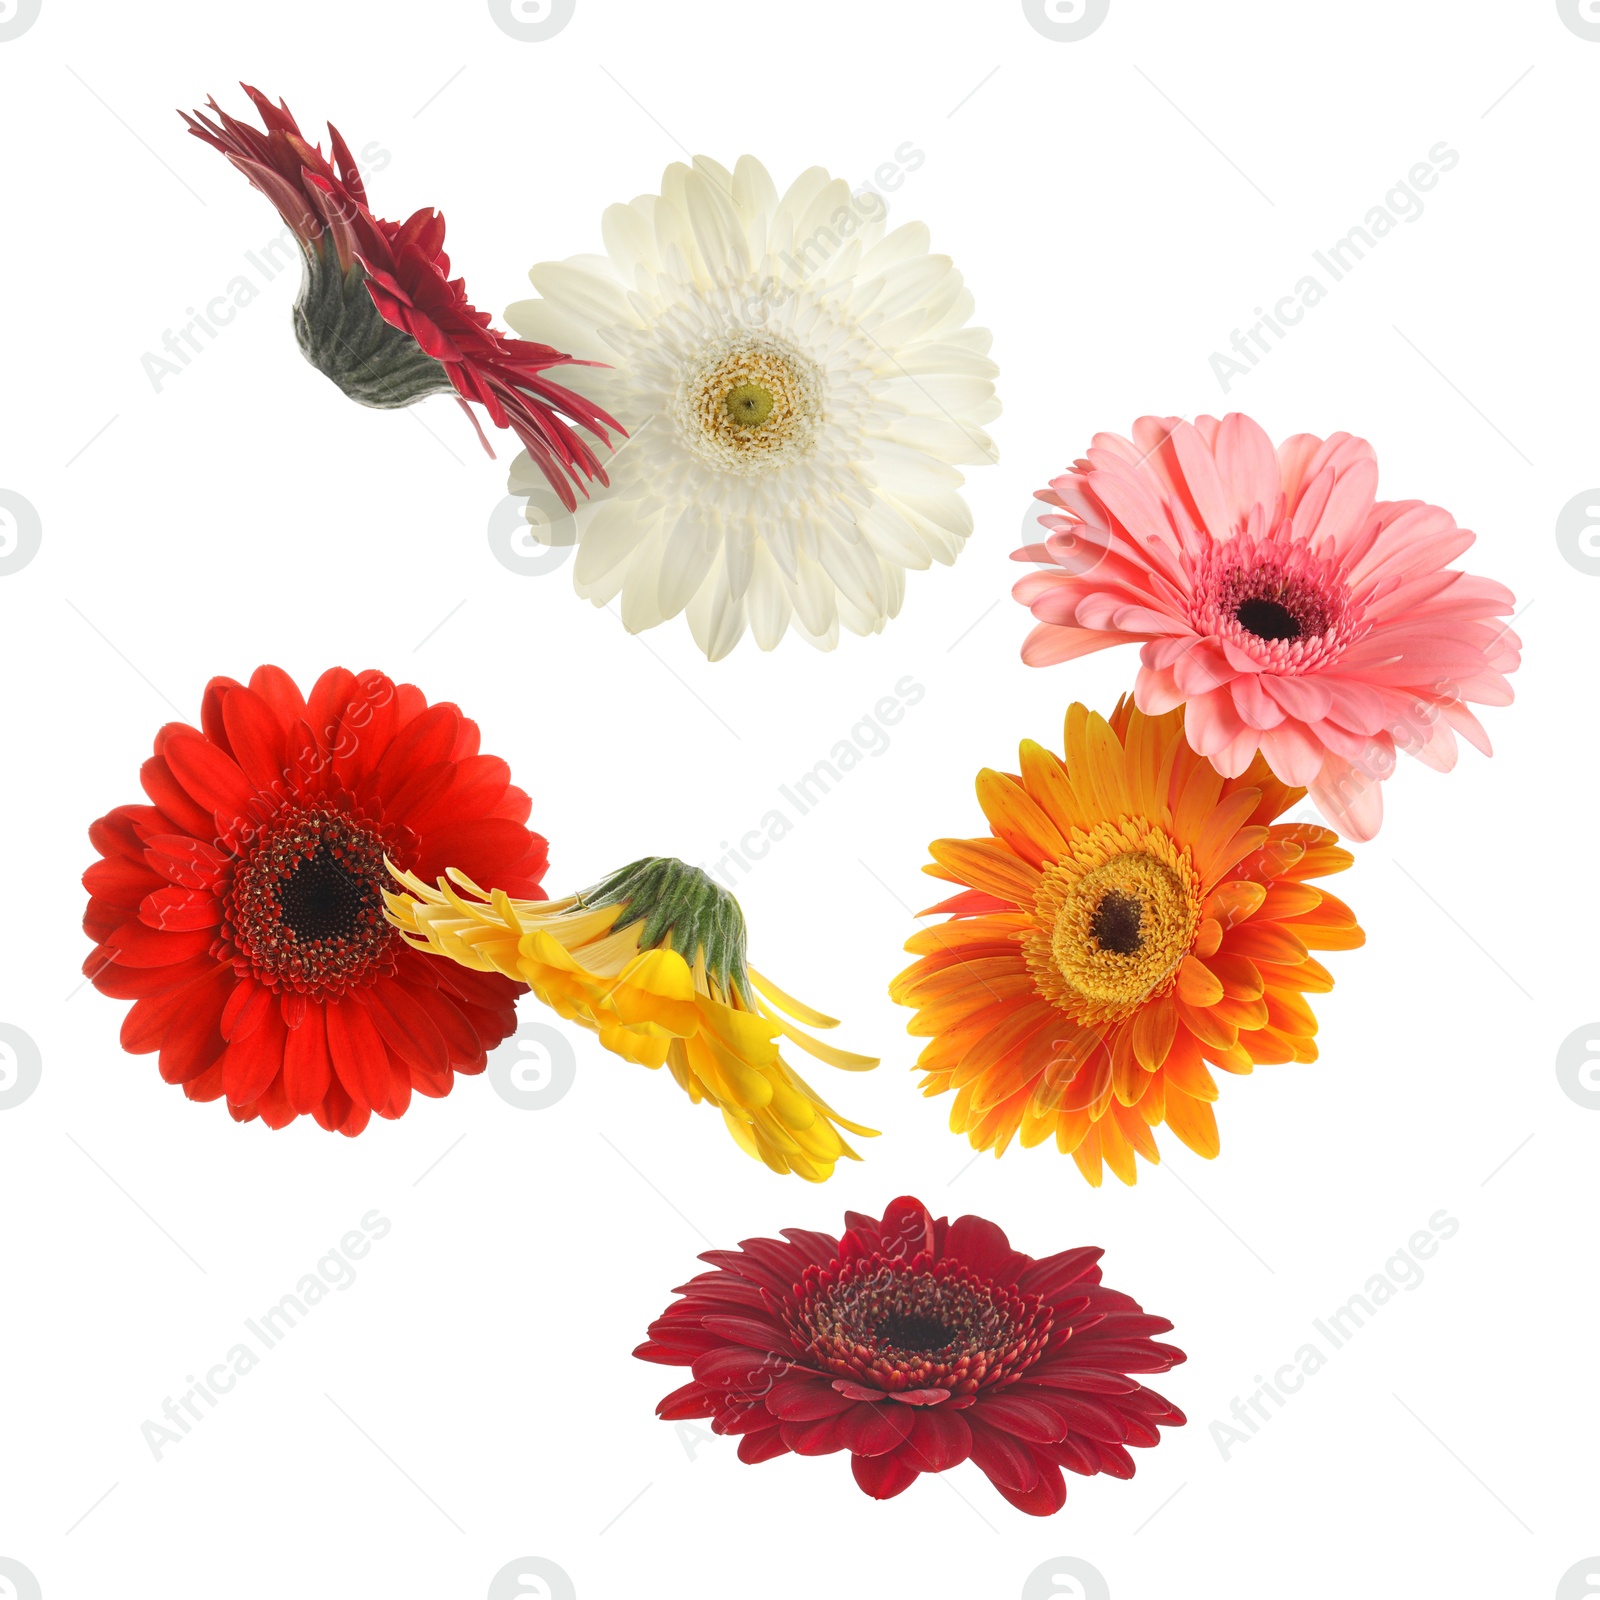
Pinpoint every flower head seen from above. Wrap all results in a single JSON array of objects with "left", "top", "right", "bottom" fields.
[
  {"left": 890, "top": 699, "right": 1364, "bottom": 1186},
  {"left": 82, "top": 666, "right": 547, "bottom": 1135},
  {"left": 1012, "top": 413, "right": 1519, "bottom": 839},
  {"left": 637, "top": 1194, "right": 1184, "bottom": 1515},
  {"left": 182, "top": 85, "right": 620, "bottom": 507},
  {"left": 504, "top": 155, "right": 1000, "bottom": 658},
  {"left": 386, "top": 855, "right": 877, "bottom": 1180}
]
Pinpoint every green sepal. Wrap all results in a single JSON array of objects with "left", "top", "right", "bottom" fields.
[
  {"left": 580, "top": 857, "right": 752, "bottom": 1004},
  {"left": 292, "top": 237, "right": 455, "bottom": 410}
]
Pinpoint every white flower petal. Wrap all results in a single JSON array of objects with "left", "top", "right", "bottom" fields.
[
  {"left": 657, "top": 508, "right": 720, "bottom": 618},
  {"left": 687, "top": 554, "right": 748, "bottom": 661},
  {"left": 573, "top": 497, "right": 656, "bottom": 587},
  {"left": 601, "top": 198, "right": 660, "bottom": 284},
  {"left": 527, "top": 258, "right": 635, "bottom": 328},
  {"left": 747, "top": 544, "right": 793, "bottom": 651}
]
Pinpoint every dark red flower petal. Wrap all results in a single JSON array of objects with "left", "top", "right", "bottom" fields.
[
  {"left": 903, "top": 1407, "right": 972, "bottom": 1473},
  {"left": 737, "top": 1428, "right": 789, "bottom": 1465},
  {"left": 764, "top": 1379, "right": 853, "bottom": 1422},
  {"left": 850, "top": 1450, "right": 920, "bottom": 1501},
  {"left": 992, "top": 1455, "right": 1068, "bottom": 1517},
  {"left": 837, "top": 1402, "right": 916, "bottom": 1457}
]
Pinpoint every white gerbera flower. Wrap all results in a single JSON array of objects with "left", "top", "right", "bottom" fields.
[{"left": 504, "top": 155, "right": 1000, "bottom": 660}]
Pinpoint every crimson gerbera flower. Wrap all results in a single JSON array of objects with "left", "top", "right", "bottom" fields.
[
  {"left": 636, "top": 1195, "right": 1184, "bottom": 1515},
  {"left": 82, "top": 666, "right": 547, "bottom": 1136},
  {"left": 181, "top": 84, "right": 621, "bottom": 509}
]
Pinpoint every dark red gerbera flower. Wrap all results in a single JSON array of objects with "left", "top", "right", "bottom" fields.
[
  {"left": 181, "top": 84, "right": 621, "bottom": 509},
  {"left": 636, "top": 1195, "right": 1185, "bottom": 1514},
  {"left": 82, "top": 666, "right": 547, "bottom": 1136}
]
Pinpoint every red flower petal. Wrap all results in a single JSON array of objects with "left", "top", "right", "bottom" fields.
[
  {"left": 220, "top": 686, "right": 289, "bottom": 790},
  {"left": 83, "top": 857, "right": 164, "bottom": 907},
  {"left": 850, "top": 1450, "right": 920, "bottom": 1501},
  {"left": 139, "top": 886, "right": 221, "bottom": 932},
  {"left": 324, "top": 997, "right": 392, "bottom": 1112},
  {"left": 903, "top": 1407, "right": 972, "bottom": 1473},
  {"left": 161, "top": 730, "right": 255, "bottom": 823},
  {"left": 765, "top": 1380, "right": 854, "bottom": 1422},
  {"left": 282, "top": 1004, "right": 331, "bottom": 1114},
  {"left": 737, "top": 1427, "right": 790, "bottom": 1465},
  {"left": 104, "top": 918, "right": 214, "bottom": 968},
  {"left": 968, "top": 1419, "right": 1040, "bottom": 1493},
  {"left": 992, "top": 1455, "right": 1068, "bottom": 1517},
  {"left": 157, "top": 969, "right": 232, "bottom": 1085},
  {"left": 221, "top": 1005, "right": 288, "bottom": 1105},
  {"left": 837, "top": 1402, "right": 916, "bottom": 1457}
]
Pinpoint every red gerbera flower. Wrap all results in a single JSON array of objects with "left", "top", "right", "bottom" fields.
[
  {"left": 636, "top": 1195, "right": 1185, "bottom": 1515},
  {"left": 81, "top": 666, "right": 548, "bottom": 1136},
  {"left": 181, "top": 84, "right": 621, "bottom": 509}
]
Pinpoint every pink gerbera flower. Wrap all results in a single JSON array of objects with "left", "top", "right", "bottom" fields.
[{"left": 1012, "top": 413, "right": 1519, "bottom": 840}]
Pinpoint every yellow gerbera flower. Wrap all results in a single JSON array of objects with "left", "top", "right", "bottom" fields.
[{"left": 385, "top": 857, "right": 877, "bottom": 1181}]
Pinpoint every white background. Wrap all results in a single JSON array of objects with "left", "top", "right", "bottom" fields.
[{"left": 1, "top": 2, "right": 1595, "bottom": 1597}]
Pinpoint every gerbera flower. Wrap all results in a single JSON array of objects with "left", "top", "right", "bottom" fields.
[
  {"left": 182, "top": 84, "right": 620, "bottom": 508},
  {"left": 636, "top": 1193, "right": 1184, "bottom": 1515},
  {"left": 1012, "top": 413, "right": 1519, "bottom": 839},
  {"left": 889, "top": 698, "right": 1363, "bottom": 1186},
  {"left": 82, "top": 666, "right": 546, "bottom": 1135},
  {"left": 386, "top": 856, "right": 876, "bottom": 1180},
  {"left": 504, "top": 155, "right": 999, "bottom": 657}
]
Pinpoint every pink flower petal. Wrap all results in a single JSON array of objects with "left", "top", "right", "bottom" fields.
[
  {"left": 1257, "top": 718, "right": 1327, "bottom": 786},
  {"left": 1310, "top": 754, "right": 1384, "bottom": 842}
]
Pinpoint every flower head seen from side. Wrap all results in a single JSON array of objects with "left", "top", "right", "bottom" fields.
[
  {"left": 82, "top": 666, "right": 547, "bottom": 1135},
  {"left": 636, "top": 1194, "right": 1184, "bottom": 1515},
  {"left": 386, "top": 856, "right": 877, "bottom": 1180},
  {"left": 1012, "top": 413, "right": 1519, "bottom": 839},
  {"left": 890, "top": 699, "right": 1364, "bottom": 1187},
  {"left": 505, "top": 155, "right": 1000, "bottom": 658},
  {"left": 182, "top": 84, "right": 620, "bottom": 508}
]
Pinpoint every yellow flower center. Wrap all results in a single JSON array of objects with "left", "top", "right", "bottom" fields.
[
  {"left": 1024, "top": 820, "right": 1201, "bottom": 1023},
  {"left": 723, "top": 381, "right": 775, "bottom": 428},
  {"left": 674, "top": 332, "right": 824, "bottom": 476}
]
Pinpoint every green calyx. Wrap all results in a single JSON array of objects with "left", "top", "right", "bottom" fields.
[
  {"left": 292, "top": 237, "right": 455, "bottom": 410},
  {"left": 579, "top": 857, "right": 751, "bottom": 1003}
]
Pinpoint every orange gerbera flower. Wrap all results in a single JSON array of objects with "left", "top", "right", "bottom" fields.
[{"left": 889, "top": 698, "right": 1364, "bottom": 1185}]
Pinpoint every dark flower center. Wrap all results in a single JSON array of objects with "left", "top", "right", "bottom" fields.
[
  {"left": 1090, "top": 889, "right": 1144, "bottom": 955},
  {"left": 1235, "top": 596, "right": 1302, "bottom": 641},
  {"left": 875, "top": 1310, "right": 957, "bottom": 1353},
  {"left": 224, "top": 806, "right": 396, "bottom": 997},
  {"left": 784, "top": 1255, "right": 1052, "bottom": 1396},
  {"left": 276, "top": 850, "right": 376, "bottom": 943}
]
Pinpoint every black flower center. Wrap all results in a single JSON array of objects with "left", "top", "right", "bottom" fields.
[
  {"left": 224, "top": 806, "right": 397, "bottom": 997},
  {"left": 875, "top": 1311, "right": 957, "bottom": 1353},
  {"left": 1235, "top": 596, "right": 1302, "bottom": 641},
  {"left": 1090, "top": 889, "right": 1144, "bottom": 955},
  {"left": 276, "top": 850, "right": 380, "bottom": 943}
]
